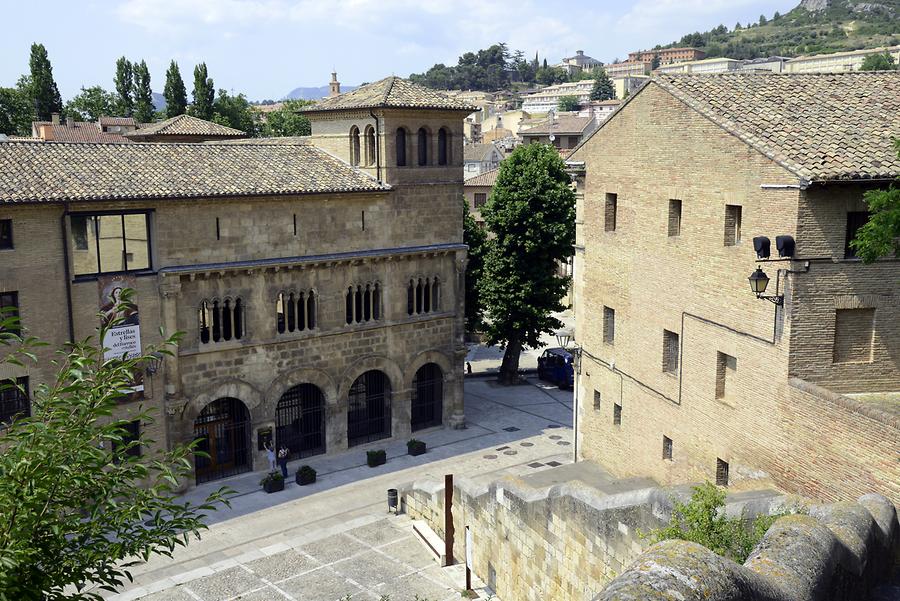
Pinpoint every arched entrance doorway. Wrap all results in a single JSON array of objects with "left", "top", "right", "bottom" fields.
[
  {"left": 193, "top": 397, "right": 251, "bottom": 484},
  {"left": 411, "top": 363, "right": 443, "bottom": 431},
  {"left": 347, "top": 370, "right": 391, "bottom": 447},
  {"left": 276, "top": 383, "right": 326, "bottom": 459}
]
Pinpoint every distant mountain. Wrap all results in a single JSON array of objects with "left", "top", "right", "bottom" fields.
[
  {"left": 152, "top": 92, "right": 166, "bottom": 111},
  {"left": 285, "top": 85, "right": 358, "bottom": 100},
  {"left": 660, "top": 0, "right": 899, "bottom": 59}
]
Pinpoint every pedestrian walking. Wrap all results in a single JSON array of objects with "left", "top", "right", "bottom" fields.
[
  {"left": 277, "top": 446, "right": 289, "bottom": 479},
  {"left": 265, "top": 441, "right": 276, "bottom": 472}
]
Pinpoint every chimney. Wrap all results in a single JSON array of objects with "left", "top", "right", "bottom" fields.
[
  {"left": 66, "top": 116, "right": 75, "bottom": 128},
  {"left": 51, "top": 112, "right": 60, "bottom": 125},
  {"left": 329, "top": 71, "right": 341, "bottom": 97}
]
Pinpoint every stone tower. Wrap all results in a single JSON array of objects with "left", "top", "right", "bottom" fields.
[{"left": 329, "top": 72, "right": 341, "bottom": 97}]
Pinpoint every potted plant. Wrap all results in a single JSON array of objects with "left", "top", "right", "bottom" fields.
[
  {"left": 296, "top": 465, "right": 317, "bottom": 485},
  {"left": 367, "top": 449, "right": 387, "bottom": 467},
  {"left": 260, "top": 471, "right": 285, "bottom": 493},
  {"left": 407, "top": 438, "right": 426, "bottom": 456}
]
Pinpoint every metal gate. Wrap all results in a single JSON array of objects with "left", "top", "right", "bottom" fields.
[
  {"left": 193, "top": 397, "right": 252, "bottom": 484},
  {"left": 411, "top": 363, "right": 443, "bottom": 431},
  {"left": 276, "top": 383, "right": 326, "bottom": 459},
  {"left": 347, "top": 370, "right": 391, "bottom": 447}
]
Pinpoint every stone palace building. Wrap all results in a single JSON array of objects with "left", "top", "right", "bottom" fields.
[{"left": 0, "top": 77, "right": 473, "bottom": 486}]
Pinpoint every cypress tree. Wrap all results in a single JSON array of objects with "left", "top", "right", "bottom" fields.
[
  {"left": 589, "top": 67, "right": 615, "bottom": 101},
  {"left": 114, "top": 57, "right": 134, "bottom": 117},
  {"left": 28, "top": 43, "right": 63, "bottom": 121},
  {"left": 133, "top": 60, "right": 154, "bottom": 123},
  {"left": 163, "top": 60, "right": 187, "bottom": 118},
  {"left": 191, "top": 63, "right": 215, "bottom": 120}
]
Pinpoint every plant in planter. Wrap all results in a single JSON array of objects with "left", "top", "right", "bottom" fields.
[
  {"left": 296, "top": 465, "right": 317, "bottom": 485},
  {"left": 260, "top": 471, "right": 285, "bottom": 493},
  {"left": 366, "top": 449, "right": 387, "bottom": 467},
  {"left": 407, "top": 439, "right": 426, "bottom": 456}
]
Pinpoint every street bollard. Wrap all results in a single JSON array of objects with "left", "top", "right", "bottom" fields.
[{"left": 387, "top": 488, "right": 398, "bottom": 514}]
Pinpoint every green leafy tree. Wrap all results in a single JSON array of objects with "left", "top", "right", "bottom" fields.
[
  {"left": 27, "top": 43, "right": 63, "bottom": 121},
  {"left": 648, "top": 482, "right": 787, "bottom": 563},
  {"left": 190, "top": 63, "right": 215, "bottom": 120},
  {"left": 650, "top": 54, "right": 661, "bottom": 70},
  {"left": 211, "top": 89, "right": 256, "bottom": 134},
  {"left": 860, "top": 52, "right": 897, "bottom": 71},
  {"left": 133, "top": 60, "right": 154, "bottom": 123},
  {"left": 759, "top": 14, "right": 768, "bottom": 26},
  {"left": 0, "top": 292, "right": 231, "bottom": 600},
  {"left": 556, "top": 95, "right": 580, "bottom": 112},
  {"left": 463, "top": 200, "right": 489, "bottom": 333},
  {"left": 0, "top": 87, "right": 32, "bottom": 135},
  {"left": 114, "top": 57, "right": 134, "bottom": 117},
  {"left": 163, "top": 60, "right": 188, "bottom": 118},
  {"left": 64, "top": 86, "right": 117, "bottom": 122},
  {"left": 262, "top": 99, "right": 313, "bottom": 137},
  {"left": 589, "top": 67, "right": 615, "bottom": 101},
  {"left": 479, "top": 144, "right": 575, "bottom": 384},
  {"left": 851, "top": 139, "right": 900, "bottom": 262}
]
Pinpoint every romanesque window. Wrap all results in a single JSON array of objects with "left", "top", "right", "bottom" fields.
[
  {"left": 0, "top": 376, "right": 29, "bottom": 425},
  {"left": 417, "top": 127, "right": 429, "bottom": 166},
  {"left": 396, "top": 128, "right": 407, "bottom": 167},
  {"left": 276, "top": 290, "right": 317, "bottom": 334},
  {"left": 364, "top": 125, "right": 376, "bottom": 166},
  {"left": 350, "top": 126, "right": 361, "bottom": 166},
  {"left": 0, "top": 219, "right": 12, "bottom": 249},
  {"left": 346, "top": 283, "right": 381, "bottom": 324},
  {"left": 199, "top": 298, "right": 245, "bottom": 344},
  {"left": 663, "top": 329, "right": 679, "bottom": 373},
  {"left": 70, "top": 211, "right": 151, "bottom": 276},
  {"left": 604, "top": 193, "right": 617, "bottom": 232},
  {"left": 668, "top": 199, "right": 682, "bottom": 237},
  {"left": 724, "top": 205, "right": 742, "bottom": 246},
  {"left": 0, "top": 291, "right": 19, "bottom": 337},
  {"left": 407, "top": 277, "right": 440, "bottom": 316},
  {"left": 437, "top": 128, "right": 449, "bottom": 165}
]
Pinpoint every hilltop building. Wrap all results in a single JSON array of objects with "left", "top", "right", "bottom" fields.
[
  {"left": 569, "top": 72, "right": 900, "bottom": 505},
  {"left": 629, "top": 47, "right": 706, "bottom": 65},
  {"left": 785, "top": 45, "right": 900, "bottom": 73},
  {"left": 605, "top": 62, "right": 651, "bottom": 78},
  {"left": 0, "top": 76, "right": 473, "bottom": 488},
  {"left": 556, "top": 50, "right": 603, "bottom": 76}
]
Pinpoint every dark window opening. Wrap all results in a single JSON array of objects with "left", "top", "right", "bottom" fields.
[
  {"left": 200, "top": 298, "right": 245, "bottom": 344},
  {"left": 663, "top": 436, "right": 673, "bottom": 460},
  {"left": 663, "top": 329, "right": 679, "bottom": 373},
  {"left": 438, "top": 128, "right": 448, "bottom": 165},
  {"left": 396, "top": 128, "right": 407, "bottom": 167},
  {"left": 216, "top": 217, "right": 221, "bottom": 241},
  {"left": 417, "top": 127, "right": 428, "bottom": 166},
  {"left": 668, "top": 199, "right": 682, "bottom": 237},
  {"left": 0, "top": 376, "right": 29, "bottom": 425},
  {"left": 724, "top": 205, "right": 742, "bottom": 246},
  {"left": 844, "top": 211, "right": 869, "bottom": 259},
  {"left": 603, "top": 306, "right": 615, "bottom": 344},
  {"left": 199, "top": 301, "right": 211, "bottom": 343},
  {"left": 293, "top": 214, "right": 297, "bottom": 236},
  {"left": 350, "top": 126, "right": 361, "bottom": 166},
  {"left": 365, "top": 126, "right": 376, "bottom": 166},
  {"left": 716, "top": 458, "right": 729, "bottom": 486},
  {"left": 605, "top": 193, "right": 617, "bottom": 232},
  {"left": 613, "top": 403, "right": 622, "bottom": 425},
  {"left": 346, "top": 287, "right": 354, "bottom": 324},
  {"left": 0, "top": 291, "right": 20, "bottom": 337},
  {"left": 114, "top": 420, "right": 142, "bottom": 459},
  {"left": 0, "top": 219, "right": 11, "bottom": 250},
  {"left": 474, "top": 193, "right": 487, "bottom": 208},
  {"left": 593, "top": 390, "right": 601, "bottom": 411}
]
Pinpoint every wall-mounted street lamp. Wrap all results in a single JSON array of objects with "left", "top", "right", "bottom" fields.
[
  {"left": 555, "top": 328, "right": 573, "bottom": 349},
  {"left": 144, "top": 351, "right": 164, "bottom": 376},
  {"left": 748, "top": 266, "right": 783, "bottom": 305}
]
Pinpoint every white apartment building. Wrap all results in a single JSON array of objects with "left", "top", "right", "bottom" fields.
[
  {"left": 785, "top": 45, "right": 900, "bottom": 73},
  {"left": 521, "top": 80, "right": 595, "bottom": 113}
]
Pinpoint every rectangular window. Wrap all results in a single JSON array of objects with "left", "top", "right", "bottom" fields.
[
  {"left": 724, "top": 205, "right": 742, "bottom": 246},
  {"left": 593, "top": 389, "right": 601, "bottom": 411},
  {"left": 668, "top": 199, "right": 682, "bottom": 237},
  {"left": 0, "top": 291, "right": 19, "bottom": 336},
  {"left": 662, "top": 436, "right": 673, "bottom": 460},
  {"left": 567, "top": 136, "right": 579, "bottom": 148},
  {"left": 0, "top": 219, "right": 12, "bottom": 249},
  {"left": 833, "top": 308, "right": 875, "bottom": 363},
  {"left": 0, "top": 376, "right": 29, "bottom": 425},
  {"left": 603, "top": 306, "right": 615, "bottom": 344},
  {"left": 844, "top": 211, "right": 869, "bottom": 259},
  {"left": 613, "top": 403, "right": 622, "bottom": 426},
  {"left": 114, "top": 420, "right": 142, "bottom": 459},
  {"left": 605, "top": 193, "right": 617, "bottom": 232},
  {"left": 474, "top": 193, "right": 487, "bottom": 208},
  {"left": 663, "top": 329, "right": 679, "bottom": 373},
  {"left": 716, "top": 352, "right": 737, "bottom": 400},
  {"left": 71, "top": 212, "right": 151, "bottom": 277},
  {"left": 716, "top": 458, "right": 729, "bottom": 486}
]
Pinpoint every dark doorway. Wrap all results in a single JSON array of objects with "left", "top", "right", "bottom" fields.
[
  {"left": 193, "top": 397, "right": 252, "bottom": 484},
  {"left": 276, "top": 383, "right": 326, "bottom": 460},
  {"left": 411, "top": 363, "right": 443, "bottom": 431},
  {"left": 347, "top": 370, "right": 391, "bottom": 447}
]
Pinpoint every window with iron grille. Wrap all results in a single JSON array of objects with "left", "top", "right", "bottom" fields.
[
  {"left": 662, "top": 435, "right": 673, "bottom": 460},
  {"left": 0, "top": 219, "right": 12, "bottom": 249},
  {"left": 593, "top": 389, "right": 601, "bottom": 411},
  {"left": 199, "top": 297, "right": 245, "bottom": 344},
  {"left": 613, "top": 403, "right": 622, "bottom": 426},
  {"left": 605, "top": 193, "right": 617, "bottom": 232},
  {"left": 603, "top": 306, "right": 615, "bottom": 344},
  {"left": 0, "top": 291, "right": 19, "bottom": 337},
  {"left": 662, "top": 329, "right": 679, "bottom": 373},
  {"left": 716, "top": 458, "right": 729, "bottom": 486},
  {"left": 0, "top": 376, "right": 29, "bottom": 425},
  {"left": 724, "top": 205, "right": 742, "bottom": 246},
  {"left": 474, "top": 193, "right": 487, "bottom": 208},
  {"left": 276, "top": 290, "right": 317, "bottom": 334},
  {"left": 668, "top": 199, "right": 682, "bottom": 237}
]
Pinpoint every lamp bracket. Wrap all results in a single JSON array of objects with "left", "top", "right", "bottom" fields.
[{"left": 756, "top": 293, "right": 784, "bottom": 306}]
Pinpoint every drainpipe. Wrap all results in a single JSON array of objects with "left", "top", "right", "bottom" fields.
[
  {"left": 60, "top": 203, "right": 75, "bottom": 343},
  {"left": 369, "top": 109, "right": 381, "bottom": 183}
]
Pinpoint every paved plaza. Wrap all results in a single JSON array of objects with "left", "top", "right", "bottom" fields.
[{"left": 106, "top": 373, "right": 574, "bottom": 601}]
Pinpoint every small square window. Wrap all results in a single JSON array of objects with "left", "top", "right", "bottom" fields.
[
  {"left": 663, "top": 330, "right": 679, "bottom": 373},
  {"left": 474, "top": 193, "right": 487, "bottom": 208},
  {"left": 593, "top": 389, "right": 602, "bottom": 411},
  {"left": 0, "top": 291, "right": 20, "bottom": 337},
  {"left": 716, "top": 458, "right": 729, "bottom": 486},
  {"left": 0, "top": 219, "right": 12, "bottom": 249},
  {"left": 603, "top": 306, "right": 615, "bottom": 344},
  {"left": 605, "top": 193, "right": 617, "bottom": 232},
  {"left": 668, "top": 199, "right": 681, "bottom": 237},
  {"left": 663, "top": 436, "right": 673, "bottom": 460},
  {"left": 715, "top": 351, "right": 737, "bottom": 400},
  {"left": 724, "top": 205, "right": 742, "bottom": 246},
  {"left": 613, "top": 403, "right": 622, "bottom": 426}
]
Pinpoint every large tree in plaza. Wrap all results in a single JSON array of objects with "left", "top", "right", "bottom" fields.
[
  {"left": 0, "top": 293, "right": 231, "bottom": 600},
  {"left": 479, "top": 144, "right": 576, "bottom": 384}
]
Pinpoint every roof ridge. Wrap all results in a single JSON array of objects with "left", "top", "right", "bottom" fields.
[{"left": 382, "top": 76, "right": 396, "bottom": 104}]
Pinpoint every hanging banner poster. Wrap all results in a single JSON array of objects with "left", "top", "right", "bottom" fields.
[{"left": 99, "top": 275, "right": 144, "bottom": 399}]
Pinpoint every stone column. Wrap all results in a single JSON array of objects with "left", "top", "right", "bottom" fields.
[
  {"left": 449, "top": 253, "right": 468, "bottom": 429},
  {"left": 158, "top": 275, "right": 183, "bottom": 403}
]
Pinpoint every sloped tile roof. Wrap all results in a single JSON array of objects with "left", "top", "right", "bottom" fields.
[
  {"left": 32, "top": 121, "right": 130, "bottom": 143},
  {"left": 299, "top": 76, "right": 476, "bottom": 113},
  {"left": 98, "top": 116, "right": 137, "bottom": 127},
  {"left": 124, "top": 114, "right": 245, "bottom": 138},
  {"left": 464, "top": 143, "right": 500, "bottom": 162},
  {"left": 654, "top": 72, "right": 900, "bottom": 182},
  {"left": 521, "top": 116, "right": 595, "bottom": 136},
  {"left": 464, "top": 168, "right": 499, "bottom": 187},
  {"left": 0, "top": 141, "right": 387, "bottom": 203}
]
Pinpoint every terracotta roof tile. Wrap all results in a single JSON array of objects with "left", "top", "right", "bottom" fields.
[
  {"left": 0, "top": 141, "right": 387, "bottom": 203},
  {"left": 521, "top": 116, "right": 595, "bottom": 136},
  {"left": 300, "top": 76, "right": 475, "bottom": 113},
  {"left": 464, "top": 168, "right": 499, "bottom": 187},
  {"left": 464, "top": 143, "right": 500, "bottom": 162},
  {"left": 124, "top": 114, "right": 245, "bottom": 138},
  {"left": 98, "top": 116, "right": 137, "bottom": 127},
  {"left": 32, "top": 121, "right": 130, "bottom": 143}
]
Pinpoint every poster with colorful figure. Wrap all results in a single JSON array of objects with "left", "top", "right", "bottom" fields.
[{"left": 99, "top": 275, "right": 144, "bottom": 398}]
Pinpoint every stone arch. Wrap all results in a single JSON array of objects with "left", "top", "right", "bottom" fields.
[
  {"left": 263, "top": 366, "right": 339, "bottom": 416},
  {"left": 417, "top": 126, "right": 431, "bottom": 166},
  {"left": 437, "top": 126, "right": 450, "bottom": 165},
  {"left": 364, "top": 125, "right": 376, "bottom": 166},
  {"left": 404, "top": 349, "right": 454, "bottom": 388},
  {"left": 395, "top": 127, "right": 408, "bottom": 167},
  {"left": 338, "top": 355, "right": 405, "bottom": 401},
  {"left": 184, "top": 378, "right": 264, "bottom": 424},
  {"left": 349, "top": 125, "right": 361, "bottom": 166}
]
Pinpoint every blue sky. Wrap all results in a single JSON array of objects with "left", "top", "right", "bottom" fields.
[{"left": 1, "top": 0, "right": 795, "bottom": 101}]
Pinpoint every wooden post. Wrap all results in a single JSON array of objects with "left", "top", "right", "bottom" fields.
[{"left": 444, "top": 474, "right": 454, "bottom": 565}]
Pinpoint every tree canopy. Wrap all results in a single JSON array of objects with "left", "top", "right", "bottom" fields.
[
  {"left": 190, "top": 63, "right": 215, "bottom": 120},
  {"left": 64, "top": 86, "right": 117, "bottom": 122},
  {"left": 114, "top": 57, "right": 134, "bottom": 117},
  {"left": 163, "top": 61, "right": 188, "bottom": 118},
  {"left": 556, "top": 95, "right": 580, "bottom": 112},
  {"left": 850, "top": 139, "right": 900, "bottom": 263},
  {"left": 860, "top": 51, "right": 897, "bottom": 71},
  {"left": 463, "top": 200, "right": 488, "bottom": 334},
  {"left": 133, "top": 60, "right": 155, "bottom": 123},
  {"left": 211, "top": 89, "right": 256, "bottom": 134},
  {"left": 261, "top": 99, "right": 313, "bottom": 137},
  {"left": 0, "top": 86, "right": 32, "bottom": 135},
  {"left": 27, "top": 43, "right": 63, "bottom": 121},
  {"left": 589, "top": 67, "right": 615, "bottom": 101},
  {"left": 479, "top": 144, "right": 576, "bottom": 384}
]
